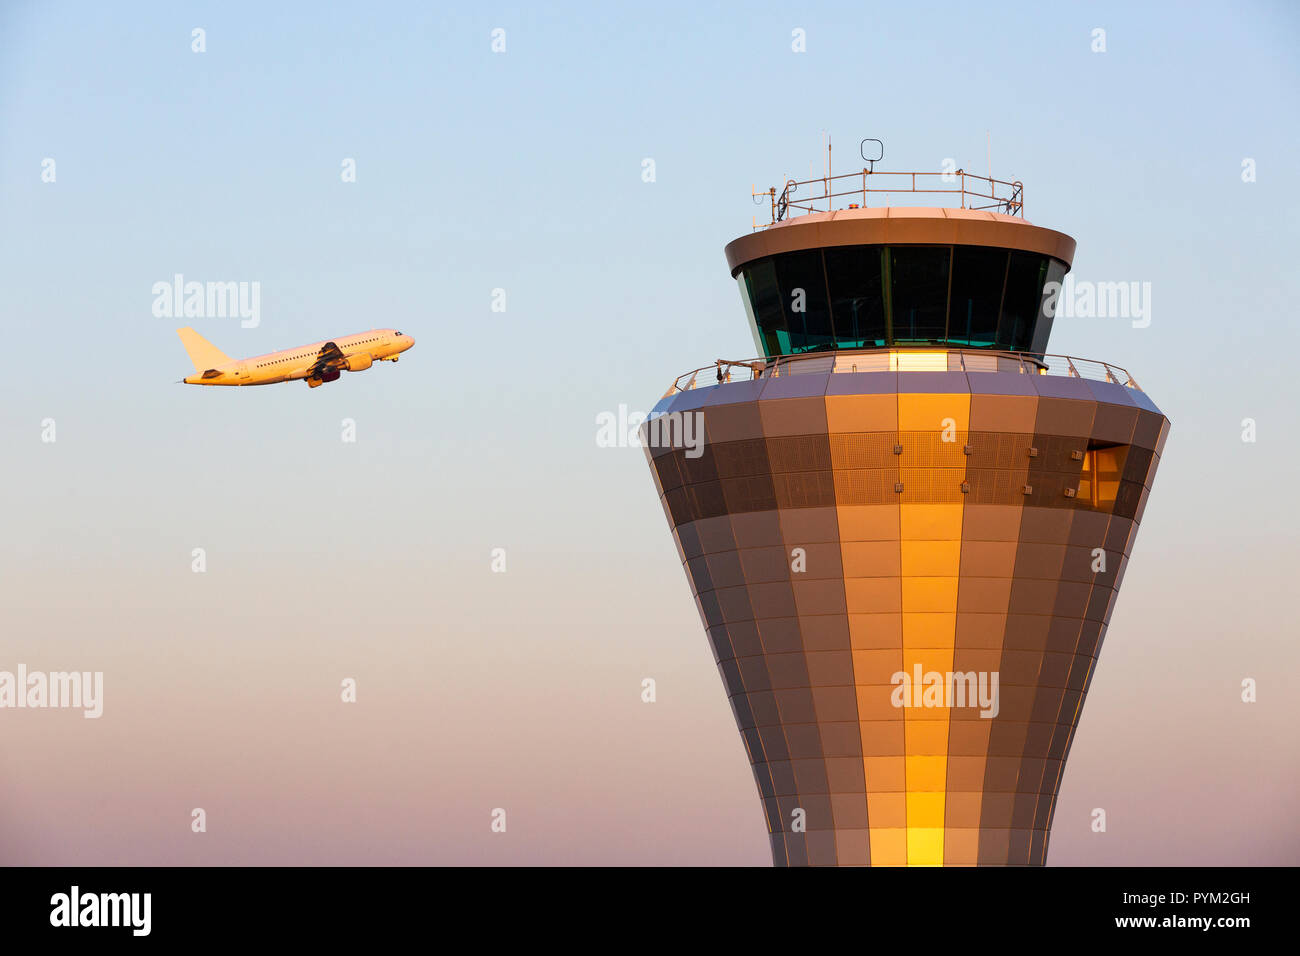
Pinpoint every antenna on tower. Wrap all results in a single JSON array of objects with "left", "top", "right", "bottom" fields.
[{"left": 826, "top": 132, "right": 833, "bottom": 212}]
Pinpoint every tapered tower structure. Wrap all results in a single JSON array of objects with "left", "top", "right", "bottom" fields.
[{"left": 642, "top": 162, "right": 1168, "bottom": 865}]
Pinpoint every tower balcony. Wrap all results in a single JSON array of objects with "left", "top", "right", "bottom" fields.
[{"left": 664, "top": 348, "right": 1143, "bottom": 398}]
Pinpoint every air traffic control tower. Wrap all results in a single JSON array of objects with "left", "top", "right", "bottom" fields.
[{"left": 642, "top": 149, "right": 1169, "bottom": 866}]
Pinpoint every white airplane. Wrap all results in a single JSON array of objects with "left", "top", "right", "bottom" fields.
[{"left": 177, "top": 327, "right": 414, "bottom": 388}]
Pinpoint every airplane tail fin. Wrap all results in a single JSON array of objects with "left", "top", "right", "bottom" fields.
[{"left": 176, "top": 327, "right": 232, "bottom": 372}]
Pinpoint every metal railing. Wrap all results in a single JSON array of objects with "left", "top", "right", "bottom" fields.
[
  {"left": 665, "top": 348, "right": 1139, "bottom": 397},
  {"left": 753, "top": 169, "right": 1024, "bottom": 229}
]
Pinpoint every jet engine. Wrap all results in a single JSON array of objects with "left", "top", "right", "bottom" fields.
[
  {"left": 345, "top": 353, "right": 373, "bottom": 372},
  {"left": 305, "top": 368, "right": 342, "bottom": 388}
]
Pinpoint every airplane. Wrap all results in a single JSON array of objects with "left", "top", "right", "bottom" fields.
[{"left": 176, "top": 327, "right": 414, "bottom": 388}]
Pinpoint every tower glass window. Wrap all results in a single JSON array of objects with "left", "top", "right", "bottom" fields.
[
  {"left": 887, "top": 246, "right": 950, "bottom": 344},
  {"left": 998, "top": 250, "right": 1050, "bottom": 351},
  {"left": 771, "top": 250, "right": 834, "bottom": 353},
  {"left": 736, "top": 243, "right": 1066, "bottom": 358},
  {"left": 948, "top": 246, "right": 1009, "bottom": 347},
  {"left": 824, "top": 245, "right": 887, "bottom": 348},
  {"left": 739, "top": 257, "right": 788, "bottom": 355}
]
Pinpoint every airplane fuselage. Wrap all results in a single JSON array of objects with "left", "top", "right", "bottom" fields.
[{"left": 182, "top": 328, "right": 415, "bottom": 387}]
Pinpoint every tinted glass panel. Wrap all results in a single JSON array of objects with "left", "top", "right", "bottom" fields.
[
  {"left": 888, "top": 246, "right": 950, "bottom": 343},
  {"left": 999, "top": 251, "right": 1049, "bottom": 351},
  {"left": 739, "top": 244, "right": 1063, "bottom": 357},
  {"left": 948, "top": 246, "right": 1008, "bottom": 348},
  {"left": 772, "top": 250, "right": 834, "bottom": 353},
  {"left": 741, "top": 258, "right": 788, "bottom": 355},
  {"left": 824, "top": 245, "right": 887, "bottom": 348},
  {"left": 736, "top": 275, "right": 764, "bottom": 355},
  {"left": 1030, "top": 258, "right": 1068, "bottom": 353}
]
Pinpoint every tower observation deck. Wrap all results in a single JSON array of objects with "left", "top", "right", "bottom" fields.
[
  {"left": 732, "top": 167, "right": 1072, "bottom": 357},
  {"left": 642, "top": 155, "right": 1170, "bottom": 866}
]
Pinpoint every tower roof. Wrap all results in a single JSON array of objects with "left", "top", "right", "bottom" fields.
[{"left": 726, "top": 207, "right": 1076, "bottom": 276}]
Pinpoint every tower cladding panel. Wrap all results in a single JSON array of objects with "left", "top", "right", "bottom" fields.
[{"left": 643, "top": 205, "right": 1169, "bottom": 866}]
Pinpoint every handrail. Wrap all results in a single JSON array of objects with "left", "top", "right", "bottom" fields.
[
  {"left": 665, "top": 348, "right": 1140, "bottom": 397},
  {"left": 752, "top": 168, "right": 1024, "bottom": 230}
]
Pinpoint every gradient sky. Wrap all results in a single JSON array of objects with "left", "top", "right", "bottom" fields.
[{"left": 1, "top": 0, "right": 1297, "bottom": 865}]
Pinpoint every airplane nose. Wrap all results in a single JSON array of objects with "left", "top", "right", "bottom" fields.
[{"left": 403, "top": 335, "right": 415, "bottom": 351}]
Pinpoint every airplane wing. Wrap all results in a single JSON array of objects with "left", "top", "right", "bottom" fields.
[{"left": 306, "top": 342, "right": 347, "bottom": 377}]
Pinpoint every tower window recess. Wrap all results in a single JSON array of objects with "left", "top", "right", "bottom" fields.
[{"left": 1077, "top": 442, "right": 1129, "bottom": 510}]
